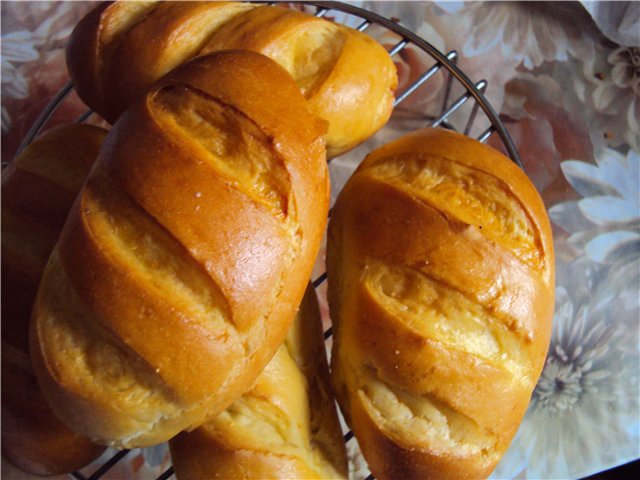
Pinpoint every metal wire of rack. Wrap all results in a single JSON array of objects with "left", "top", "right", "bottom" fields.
[{"left": 15, "top": 2, "right": 522, "bottom": 479}]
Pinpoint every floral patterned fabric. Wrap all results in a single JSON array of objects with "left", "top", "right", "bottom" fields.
[{"left": 1, "top": 1, "right": 638, "bottom": 479}]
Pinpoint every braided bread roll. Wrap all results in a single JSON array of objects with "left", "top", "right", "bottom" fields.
[
  {"left": 30, "top": 50, "right": 330, "bottom": 449},
  {"left": 170, "top": 284, "right": 348, "bottom": 480},
  {"left": 327, "top": 128, "right": 555, "bottom": 479},
  {"left": 2, "top": 125, "right": 107, "bottom": 475},
  {"left": 66, "top": 1, "right": 397, "bottom": 158}
]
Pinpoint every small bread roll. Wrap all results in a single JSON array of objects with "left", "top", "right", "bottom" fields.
[
  {"left": 30, "top": 51, "right": 329, "bottom": 449},
  {"left": 66, "top": 1, "right": 397, "bottom": 157},
  {"left": 170, "top": 285, "right": 348, "bottom": 480},
  {"left": 2, "top": 124, "right": 108, "bottom": 476},
  {"left": 327, "top": 128, "right": 555, "bottom": 479}
]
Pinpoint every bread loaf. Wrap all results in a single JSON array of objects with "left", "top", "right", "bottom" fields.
[
  {"left": 30, "top": 50, "right": 330, "bottom": 449},
  {"left": 327, "top": 128, "right": 555, "bottom": 479},
  {"left": 66, "top": 1, "right": 397, "bottom": 158},
  {"left": 170, "top": 284, "right": 348, "bottom": 480},
  {"left": 2, "top": 124, "right": 107, "bottom": 475}
]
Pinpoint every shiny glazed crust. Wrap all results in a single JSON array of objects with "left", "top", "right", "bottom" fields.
[
  {"left": 169, "top": 285, "right": 348, "bottom": 480},
  {"left": 30, "top": 51, "right": 330, "bottom": 449},
  {"left": 1, "top": 124, "right": 108, "bottom": 475},
  {"left": 66, "top": 1, "right": 397, "bottom": 157},
  {"left": 327, "top": 128, "right": 555, "bottom": 480}
]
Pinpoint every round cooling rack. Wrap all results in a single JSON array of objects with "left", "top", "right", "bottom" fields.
[{"left": 16, "top": 2, "right": 523, "bottom": 479}]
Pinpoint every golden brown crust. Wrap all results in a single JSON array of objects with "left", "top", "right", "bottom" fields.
[
  {"left": 1, "top": 124, "right": 108, "bottom": 476},
  {"left": 327, "top": 128, "right": 555, "bottom": 480},
  {"left": 1, "top": 348, "right": 106, "bottom": 477},
  {"left": 66, "top": 1, "right": 396, "bottom": 157},
  {"left": 199, "top": 5, "right": 397, "bottom": 158},
  {"left": 66, "top": 1, "right": 158, "bottom": 119},
  {"left": 30, "top": 51, "right": 329, "bottom": 448},
  {"left": 169, "top": 285, "right": 348, "bottom": 480}
]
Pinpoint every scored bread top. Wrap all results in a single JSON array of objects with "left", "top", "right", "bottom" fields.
[
  {"left": 198, "top": 4, "right": 397, "bottom": 158},
  {"left": 327, "top": 128, "right": 554, "bottom": 480},
  {"left": 169, "top": 285, "right": 348, "bottom": 480},
  {"left": 30, "top": 50, "right": 329, "bottom": 448},
  {"left": 66, "top": 1, "right": 397, "bottom": 157}
]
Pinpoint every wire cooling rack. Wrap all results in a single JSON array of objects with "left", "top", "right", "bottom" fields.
[{"left": 16, "top": 2, "right": 522, "bottom": 479}]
